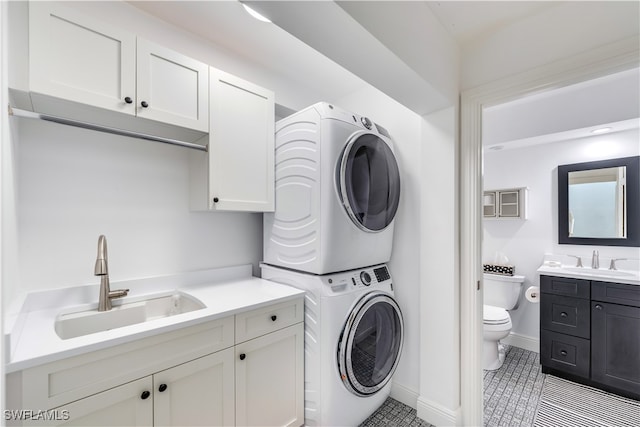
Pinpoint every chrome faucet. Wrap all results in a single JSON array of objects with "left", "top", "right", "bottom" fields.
[
  {"left": 609, "top": 258, "right": 627, "bottom": 270},
  {"left": 591, "top": 250, "right": 599, "bottom": 269},
  {"left": 95, "top": 235, "right": 129, "bottom": 311}
]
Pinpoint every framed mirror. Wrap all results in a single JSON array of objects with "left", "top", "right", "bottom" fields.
[{"left": 558, "top": 156, "right": 639, "bottom": 246}]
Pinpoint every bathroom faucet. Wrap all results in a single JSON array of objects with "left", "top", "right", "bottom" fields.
[
  {"left": 95, "top": 235, "right": 129, "bottom": 311},
  {"left": 591, "top": 250, "right": 599, "bottom": 269}
]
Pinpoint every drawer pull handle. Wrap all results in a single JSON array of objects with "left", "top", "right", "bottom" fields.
[
  {"left": 560, "top": 350, "right": 567, "bottom": 356},
  {"left": 140, "top": 390, "right": 151, "bottom": 400},
  {"left": 239, "top": 353, "right": 246, "bottom": 361},
  {"left": 560, "top": 312, "right": 568, "bottom": 318},
  {"left": 595, "top": 304, "right": 603, "bottom": 310},
  {"left": 271, "top": 315, "right": 277, "bottom": 322},
  {"left": 158, "top": 384, "right": 167, "bottom": 392}
]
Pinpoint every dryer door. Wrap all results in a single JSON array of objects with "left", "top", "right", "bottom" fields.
[
  {"left": 337, "top": 291, "right": 404, "bottom": 396},
  {"left": 338, "top": 133, "right": 401, "bottom": 232}
]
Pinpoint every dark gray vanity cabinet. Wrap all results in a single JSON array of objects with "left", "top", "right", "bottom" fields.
[
  {"left": 540, "top": 275, "right": 640, "bottom": 399},
  {"left": 591, "top": 282, "right": 640, "bottom": 396}
]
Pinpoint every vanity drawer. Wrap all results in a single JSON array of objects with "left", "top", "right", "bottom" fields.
[
  {"left": 541, "top": 294, "right": 590, "bottom": 338},
  {"left": 235, "top": 297, "right": 304, "bottom": 343},
  {"left": 541, "top": 275, "right": 590, "bottom": 299},
  {"left": 592, "top": 281, "right": 640, "bottom": 307},
  {"left": 541, "top": 330, "right": 590, "bottom": 379}
]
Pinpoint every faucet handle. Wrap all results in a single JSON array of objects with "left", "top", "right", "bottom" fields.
[
  {"left": 609, "top": 258, "right": 627, "bottom": 271},
  {"left": 568, "top": 255, "right": 583, "bottom": 268}
]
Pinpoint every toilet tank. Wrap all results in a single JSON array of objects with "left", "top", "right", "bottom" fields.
[{"left": 483, "top": 273, "right": 525, "bottom": 310}]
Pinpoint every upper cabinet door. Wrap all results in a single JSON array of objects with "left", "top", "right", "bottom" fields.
[
  {"left": 209, "top": 67, "right": 275, "bottom": 212},
  {"left": 136, "top": 39, "right": 209, "bottom": 132},
  {"left": 29, "top": 2, "right": 136, "bottom": 115}
]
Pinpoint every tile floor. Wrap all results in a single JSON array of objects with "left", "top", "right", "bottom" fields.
[{"left": 361, "top": 345, "right": 544, "bottom": 427}]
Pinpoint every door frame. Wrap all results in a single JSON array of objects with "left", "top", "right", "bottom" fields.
[{"left": 459, "top": 37, "right": 639, "bottom": 425}]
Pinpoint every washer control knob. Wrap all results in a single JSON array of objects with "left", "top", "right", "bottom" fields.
[
  {"left": 360, "top": 116, "right": 372, "bottom": 129},
  {"left": 360, "top": 271, "right": 371, "bottom": 286}
]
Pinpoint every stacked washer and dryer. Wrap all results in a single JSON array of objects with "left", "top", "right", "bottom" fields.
[{"left": 261, "top": 102, "right": 404, "bottom": 426}]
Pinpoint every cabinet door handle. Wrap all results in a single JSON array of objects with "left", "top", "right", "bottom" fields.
[
  {"left": 158, "top": 383, "right": 168, "bottom": 392},
  {"left": 560, "top": 312, "right": 568, "bottom": 318},
  {"left": 140, "top": 390, "right": 151, "bottom": 400},
  {"left": 595, "top": 304, "right": 603, "bottom": 310},
  {"left": 271, "top": 315, "right": 277, "bottom": 321},
  {"left": 141, "top": 101, "right": 149, "bottom": 108},
  {"left": 213, "top": 197, "right": 219, "bottom": 203},
  {"left": 239, "top": 353, "right": 246, "bottom": 361},
  {"left": 560, "top": 350, "right": 567, "bottom": 356},
  {"left": 124, "top": 97, "right": 133, "bottom": 104}
]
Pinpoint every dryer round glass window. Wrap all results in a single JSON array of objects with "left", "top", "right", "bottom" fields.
[
  {"left": 338, "top": 133, "right": 401, "bottom": 232},
  {"left": 337, "top": 292, "right": 404, "bottom": 396}
]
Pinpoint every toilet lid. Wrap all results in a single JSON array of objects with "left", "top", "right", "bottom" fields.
[{"left": 483, "top": 305, "right": 510, "bottom": 325}]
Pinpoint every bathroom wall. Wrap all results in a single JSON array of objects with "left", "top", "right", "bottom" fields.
[{"left": 483, "top": 129, "right": 640, "bottom": 344}]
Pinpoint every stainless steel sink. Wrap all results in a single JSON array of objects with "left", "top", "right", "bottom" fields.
[{"left": 55, "top": 293, "right": 205, "bottom": 340}]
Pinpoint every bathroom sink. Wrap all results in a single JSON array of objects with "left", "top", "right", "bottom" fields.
[{"left": 55, "top": 293, "right": 205, "bottom": 340}]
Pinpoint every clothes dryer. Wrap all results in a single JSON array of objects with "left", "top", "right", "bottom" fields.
[
  {"left": 261, "top": 263, "right": 404, "bottom": 427},
  {"left": 264, "top": 102, "right": 401, "bottom": 274}
]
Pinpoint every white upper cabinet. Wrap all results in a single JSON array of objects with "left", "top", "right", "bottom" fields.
[
  {"left": 136, "top": 39, "right": 209, "bottom": 132},
  {"left": 29, "top": 2, "right": 136, "bottom": 115},
  {"left": 27, "top": 2, "right": 208, "bottom": 133},
  {"left": 190, "top": 68, "right": 274, "bottom": 212}
]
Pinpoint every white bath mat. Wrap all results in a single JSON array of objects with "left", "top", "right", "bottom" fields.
[{"left": 534, "top": 375, "right": 640, "bottom": 427}]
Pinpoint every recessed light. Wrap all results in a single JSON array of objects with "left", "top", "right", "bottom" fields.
[
  {"left": 590, "top": 127, "right": 613, "bottom": 135},
  {"left": 242, "top": 4, "right": 272, "bottom": 23}
]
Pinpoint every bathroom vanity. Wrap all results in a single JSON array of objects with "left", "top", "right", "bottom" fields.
[{"left": 539, "top": 273, "right": 640, "bottom": 399}]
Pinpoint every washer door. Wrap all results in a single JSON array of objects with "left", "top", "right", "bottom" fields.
[
  {"left": 338, "top": 133, "right": 401, "bottom": 232},
  {"left": 337, "top": 291, "right": 404, "bottom": 396}
]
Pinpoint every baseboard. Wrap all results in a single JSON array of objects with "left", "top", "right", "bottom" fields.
[
  {"left": 417, "top": 396, "right": 461, "bottom": 426},
  {"left": 390, "top": 382, "right": 419, "bottom": 409},
  {"left": 503, "top": 331, "right": 539, "bottom": 353}
]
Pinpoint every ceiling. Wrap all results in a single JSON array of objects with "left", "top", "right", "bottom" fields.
[{"left": 129, "top": 1, "right": 638, "bottom": 146}]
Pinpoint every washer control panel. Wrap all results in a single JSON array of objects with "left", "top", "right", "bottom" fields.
[{"left": 323, "top": 264, "right": 392, "bottom": 293}]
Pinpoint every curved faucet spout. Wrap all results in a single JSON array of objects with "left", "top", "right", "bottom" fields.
[{"left": 94, "top": 235, "right": 129, "bottom": 311}]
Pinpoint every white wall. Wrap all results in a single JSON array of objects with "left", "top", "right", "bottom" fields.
[
  {"left": 17, "top": 118, "right": 264, "bottom": 292},
  {"left": 462, "top": 1, "right": 640, "bottom": 90},
  {"left": 419, "top": 106, "right": 460, "bottom": 424},
  {"left": 483, "top": 129, "right": 640, "bottom": 341}
]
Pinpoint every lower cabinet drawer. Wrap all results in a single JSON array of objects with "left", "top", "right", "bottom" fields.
[
  {"left": 541, "top": 330, "right": 590, "bottom": 379},
  {"left": 235, "top": 297, "right": 304, "bottom": 343},
  {"left": 541, "top": 294, "right": 590, "bottom": 339}
]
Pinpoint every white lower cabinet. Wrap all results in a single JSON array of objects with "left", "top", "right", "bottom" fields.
[
  {"left": 48, "top": 377, "right": 153, "bottom": 427},
  {"left": 154, "top": 349, "right": 235, "bottom": 427},
  {"left": 235, "top": 324, "right": 304, "bottom": 427},
  {"left": 11, "top": 298, "right": 304, "bottom": 427}
]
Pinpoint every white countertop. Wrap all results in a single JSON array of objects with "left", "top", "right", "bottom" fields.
[
  {"left": 537, "top": 265, "right": 640, "bottom": 285},
  {"left": 5, "top": 265, "right": 304, "bottom": 373}
]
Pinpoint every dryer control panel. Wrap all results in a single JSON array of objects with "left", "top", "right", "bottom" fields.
[{"left": 322, "top": 264, "right": 393, "bottom": 295}]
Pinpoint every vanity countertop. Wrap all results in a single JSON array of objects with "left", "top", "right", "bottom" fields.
[
  {"left": 537, "top": 264, "right": 640, "bottom": 286},
  {"left": 5, "top": 265, "right": 304, "bottom": 373}
]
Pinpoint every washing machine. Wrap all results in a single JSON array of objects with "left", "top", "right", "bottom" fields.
[
  {"left": 264, "top": 102, "right": 401, "bottom": 275},
  {"left": 261, "top": 263, "right": 404, "bottom": 427}
]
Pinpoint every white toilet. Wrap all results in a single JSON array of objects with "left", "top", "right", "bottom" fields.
[{"left": 483, "top": 273, "right": 525, "bottom": 370}]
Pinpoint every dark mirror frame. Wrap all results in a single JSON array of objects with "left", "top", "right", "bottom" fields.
[{"left": 558, "top": 155, "right": 640, "bottom": 247}]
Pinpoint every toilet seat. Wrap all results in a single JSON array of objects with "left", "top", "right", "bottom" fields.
[{"left": 483, "top": 304, "right": 510, "bottom": 325}]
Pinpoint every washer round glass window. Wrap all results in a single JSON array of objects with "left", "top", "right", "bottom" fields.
[
  {"left": 337, "top": 292, "right": 404, "bottom": 396},
  {"left": 339, "top": 133, "right": 401, "bottom": 232}
]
